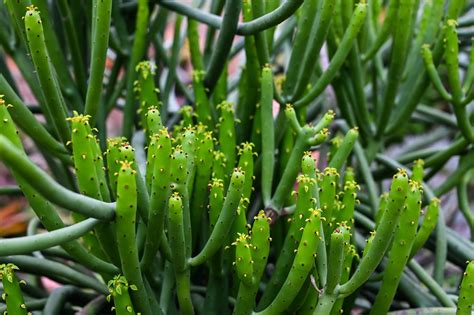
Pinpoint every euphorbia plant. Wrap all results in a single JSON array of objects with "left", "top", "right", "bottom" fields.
[{"left": 0, "top": 0, "right": 473, "bottom": 314}]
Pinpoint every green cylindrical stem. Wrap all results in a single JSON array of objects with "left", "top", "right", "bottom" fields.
[
  {"left": 330, "top": 244, "right": 357, "bottom": 315},
  {"left": 193, "top": 70, "right": 214, "bottom": 128},
  {"left": 326, "top": 225, "right": 351, "bottom": 293},
  {"left": 168, "top": 192, "right": 187, "bottom": 273},
  {"left": 0, "top": 264, "right": 28, "bottom": 315},
  {"left": 233, "top": 233, "right": 254, "bottom": 286},
  {"left": 170, "top": 145, "right": 192, "bottom": 258},
  {"left": 189, "top": 168, "right": 245, "bottom": 266},
  {"left": 68, "top": 113, "right": 118, "bottom": 264},
  {"left": 457, "top": 261, "right": 474, "bottom": 315},
  {"left": 444, "top": 20, "right": 463, "bottom": 104},
  {"left": 0, "top": 77, "right": 70, "bottom": 159},
  {"left": 371, "top": 181, "right": 423, "bottom": 314},
  {"left": 0, "top": 136, "right": 115, "bottom": 220},
  {"left": 218, "top": 101, "right": 237, "bottom": 181},
  {"left": 258, "top": 175, "right": 316, "bottom": 308},
  {"left": 337, "top": 180, "right": 358, "bottom": 229},
  {"left": 338, "top": 169, "right": 409, "bottom": 297},
  {"left": 283, "top": 0, "right": 318, "bottom": 98},
  {"left": 84, "top": 0, "right": 112, "bottom": 124},
  {"left": 234, "top": 212, "right": 271, "bottom": 315},
  {"left": 106, "top": 137, "right": 127, "bottom": 197},
  {"left": 107, "top": 275, "right": 137, "bottom": 315},
  {"left": 116, "top": 161, "right": 152, "bottom": 315},
  {"left": 187, "top": 19, "right": 204, "bottom": 71},
  {"left": 271, "top": 108, "right": 333, "bottom": 211},
  {"left": 168, "top": 192, "right": 194, "bottom": 315},
  {"left": 320, "top": 167, "right": 339, "bottom": 238},
  {"left": 260, "top": 65, "right": 275, "bottom": 206},
  {"left": 122, "top": 0, "right": 150, "bottom": 139},
  {"left": 292, "top": 0, "right": 335, "bottom": 99},
  {"left": 363, "top": 0, "right": 398, "bottom": 61},
  {"left": 190, "top": 131, "right": 214, "bottom": 248},
  {"left": 145, "top": 107, "right": 163, "bottom": 145},
  {"left": 328, "top": 128, "right": 358, "bottom": 172},
  {"left": 294, "top": 3, "right": 367, "bottom": 107},
  {"left": 375, "top": 0, "right": 417, "bottom": 138},
  {"left": 422, "top": 44, "right": 453, "bottom": 102},
  {"left": 410, "top": 198, "right": 440, "bottom": 259},
  {"left": 141, "top": 129, "right": 172, "bottom": 271},
  {"left": 257, "top": 209, "right": 322, "bottom": 314},
  {"left": 135, "top": 61, "right": 161, "bottom": 131},
  {"left": 24, "top": 6, "right": 70, "bottom": 145},
  {"left": 411, "top": 159, "right": 425, "bottom": 184}
]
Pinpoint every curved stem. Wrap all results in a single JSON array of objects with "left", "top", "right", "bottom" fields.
[
  {"left": 0, "top": 136, "right": 115, "bottom": 220},
  {"left": 0, "top": 218, "right": 100, "bottom": 256},
  {"left": 0, "top": 256, "right": 108, "bottom": 294},
  {"left": 156, "top": 0, "right": 303, "bottom": 36},
  {"left": 84, "top": 0, "right": 112, "bottom": 125},
  {"left": 203, "top": 0, "right": 241, "bottom": 92}
]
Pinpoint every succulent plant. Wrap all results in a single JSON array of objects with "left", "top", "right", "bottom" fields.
[{"left": 0, "top": 0, "right": 473, "bottom": 314}]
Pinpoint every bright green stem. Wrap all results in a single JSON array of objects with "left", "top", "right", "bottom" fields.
[
  {"left": 116, "top": 161, "right": 153, "bottom": 315},
  {"left": 190, "top": 131, "right": 214, "bottom": 249},
  {"left": 0, "top": 98, "right": 117, "bottom": 274},
  {"left": 260, "top": 65, "right": 275, "bottom": 206},
  {"left": 135, "top": 62, "right": 161, "bottom": 132},
  {"left": 337, "top": 169, "right": 409, "bottom": 297},
  {"left": 256, "top": 209, "right": 322, "bottom": 314},
  {"left": 457, "top": 261, "right": 474, "bottom": 315},
  {"left": 24, "top": 6, "right": 70, "bottom": 145},
  {"left": 258, "top": 175, "right": 316, "bottom": 309},
  {"left": 371, "top": 181, "right": 423, "bottom": 314},
  {"left": 270, "top": 107, "right": 332, "bottom": 211},
  {"left": 330, "top": 244, "right": 357, "bottom": 315},
  {"left": 189, "top": 168, "right": 245, "bottom": 266},
  {"left": 68, "top": 113, "right": 118, "bottom": 264},
  {"left": 187, "top": 19, "right": 204, "bottom": 71},
  {"left": 326, "top": 225, "right": 350, "bottom": 294},
  {"left": 168, "top": 192, "right": 194, "bottom": 315},
  {"left": 169, "top": 146, "right": 192, "bottom": 258},
  {"left": 84, "top": 0, "right": 112, "bottom": 124},
  {"left": 320, "top": 167, "right": 339, "bottom": 238},
  {"left": 233, "top": 233, "right": 254, "bottom": 286},
  {"left": 0, "top": 264, "right": 28, "bottom": 315},
  {"left": 234, "top": 212, "right": 271, "bottom": 315},
  {"left": 411, "top": 159, "right": 425, "bottom": 184},
  {"left": 0, "top": 78, "right": 70, "bottom": 159},
  {"left": 218, "top": 101, "right": 237, "bottom": 180},
  {"left": 337, "top": 180, "right": 358, "bottom": 229},
  {"left": 107, "top": 275, "right": 137, "bottom": 315},
  {"left": 410, "top": 198, "right": 440, "bottom": 259},
  {"left": 141, "top": 129, "right": 172, "bottom": 271},
  {"left": 422, "top": 44, "right": 453, "bottom": 102},
  {"left": 328, "top": 128, "right": 358, "bottom": 171},
  {"left": 193, "top": 70, "right": 214, "bottom": 128},
  {"left": 444, "top": 20, "right": 464, "bottom": 104},
  {"left": 106, "top": 137, "right": 127, "bottom": 198}
]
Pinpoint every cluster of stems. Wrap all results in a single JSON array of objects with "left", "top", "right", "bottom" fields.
[{"left": 0, "top": 0, "right": 473, "bottom": 314}]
